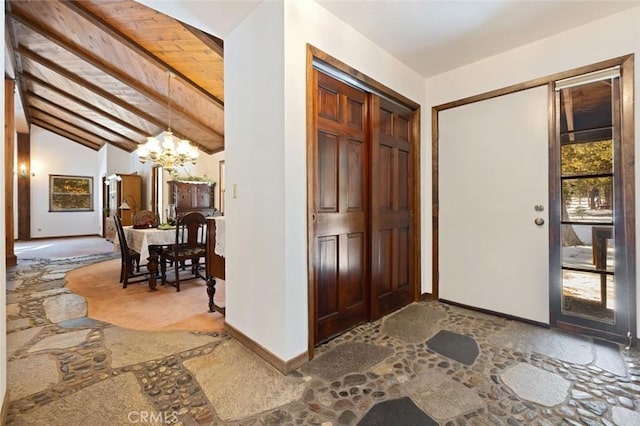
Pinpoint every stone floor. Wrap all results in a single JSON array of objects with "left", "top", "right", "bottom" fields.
[{"left": 5, "top": 253, "right": 640, "bottom": 425}]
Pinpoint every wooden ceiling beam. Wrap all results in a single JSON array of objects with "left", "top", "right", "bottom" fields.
[
  {"left": 30, "top": 106, "right": 112, "bottom": 145},
  {"left": 180, "top": 21, "right": 224, "bottom": 58},
  {"left": 30, "top": 117, "right": 102, "bottom": 151},
  {"left": 31, "top": 107, "right": 133, "bottom": 153},
  {"left": 27, "top": 91, "right": 141, "bottom": 147},
  {"left": 5, "top": 17, "right": 32, "bottom": 125},
  {"left": 8, "top": 10, "right": 224, "bottom": 139},
  {"left": 63, "top": 0, "right": 224, "bottom": 108},
  {"left": 23, "top": 72, "right": 149, "bottom": 138},
  {"left": 17, "top": 46, "right": 167, "bottom": 131}
]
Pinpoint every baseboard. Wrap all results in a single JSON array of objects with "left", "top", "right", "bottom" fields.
[
  {"left": 1, "top": 389, "right": 9, "bottom": 426},
  {"left": 23, "top": 234, "right": 101, "bottom": 241},
  {"left": 419, "top": 292, "right": 434, "bottom": 301},
  {"left": 225, "top": 322, "right": 309, "bottom": 375},
  {"left": 439, "top": 298, "right": 550, "bottom": 329}
]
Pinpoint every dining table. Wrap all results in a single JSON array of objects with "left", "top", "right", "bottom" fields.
[{"left": 114, "top": 225, "right": 176, "bottom": 291}]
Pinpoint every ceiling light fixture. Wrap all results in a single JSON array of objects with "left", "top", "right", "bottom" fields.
[{"left": 137, "top": 71, "right": 199, "bottom": 173}]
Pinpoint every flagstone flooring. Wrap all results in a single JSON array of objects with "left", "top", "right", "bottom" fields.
[{"left": 5, "top": 254, "right": 640, "bottom": 425}]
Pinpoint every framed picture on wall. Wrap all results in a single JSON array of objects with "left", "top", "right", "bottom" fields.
[{"left": 49, "top": 175, "right": 94, "bottom": 212}]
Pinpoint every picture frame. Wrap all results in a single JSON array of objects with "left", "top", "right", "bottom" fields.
[{"left": 49, "top": 174, "right": 94, "bottom": 212}]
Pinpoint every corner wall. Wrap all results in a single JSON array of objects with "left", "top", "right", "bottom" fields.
[
  {"left": 29, "top": 126, "right": 102, "bottom": 238},
  {"left": 425, "top": 6, "right": 640, "bottom": 338}
]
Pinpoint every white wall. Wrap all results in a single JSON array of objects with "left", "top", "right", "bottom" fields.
[
  {"left": 151, "top": 0, "right": 426, "bottom": 361},
  {"left": 425, "top": 7, "right": 640, "bottom": 337},
  {"left": 30, "top": 126, "right": 102, "bottom": 238},
  {"left": 226, "top": 0, "right": 288, "bottom": 356}
]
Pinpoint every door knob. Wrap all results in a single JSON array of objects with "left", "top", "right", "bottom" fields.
[{"left": 534, "top": 217, "right": 545, "bottom": 226}]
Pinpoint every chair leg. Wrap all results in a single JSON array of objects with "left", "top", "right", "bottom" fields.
[
  {"left": 119, "top": 260, "right": 124, "bottom": 283},
  {"left": 174, "top": 261, "right": 180, "bottom": 292},
  {"left": 122, "top": 261, "right": 130, "bottom": 289},
  {"left": 160, "top": 257, "right": 167, "bottom": 285}
]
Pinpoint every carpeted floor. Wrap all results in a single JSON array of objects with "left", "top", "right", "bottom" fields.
[{"left": 65, "top": 256, "right": 225, "bottom": 332}]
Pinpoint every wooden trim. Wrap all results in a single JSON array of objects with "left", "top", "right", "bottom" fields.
[
  {"left": 308, "top": 45, "right": 419, "bottom": 110},
  {"left": 548, "top": 83, "right": 561, "bottom": 328},
  {"left": 434, "top": 54, "right": 633, "bottom": 112},
  {"left": 180, "top": 21, "right": 224, "bottom": 59},
  {"left": 27, "top": 234, "right": 102, "bottom": 240},
  {"left": 412, "top": 107, "right": 422, "bottom": 302},
  {"left": 17, "top": 133, "right": 31, "bottom": 241},
  {"left": 440, "top": 298, "right": 550, "bottom": 329},
  {"left": 1, "top": 389, "right": 10, "bottom": 426},
  {"left": 63, "top": 1, "right": 224, "bottom": 108},
  {"left": 430, "top": 108, "right": 439, "bottom": 299},
  {"left": 225, "top": 322, "right": 309, "bottom": 374},
  {"left": 9, "top": 10, "right": 224, "bottom": 139},
  {"left": 306, "top": 46, "right": 316, "bottom": 359},
  {"left": 620, "top": 55, "right": 637, "bottom": 342},
  {"left": 5, "top": 79, "right": 17, "bottom": 267}
]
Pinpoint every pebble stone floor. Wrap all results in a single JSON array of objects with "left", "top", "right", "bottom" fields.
[{"left": 5, "top": 253, "right": 640, "bottom": 425}]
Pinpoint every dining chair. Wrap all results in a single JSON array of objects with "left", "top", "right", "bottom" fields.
[
  {"left": 132, "top": 210, "right": 157, "bottom": 228},
  {"left": 114, "top": 215, "right": 146, "bottom": 288},
  {"left": 160, "top": 212, "right": 207, "bottom": 291}
]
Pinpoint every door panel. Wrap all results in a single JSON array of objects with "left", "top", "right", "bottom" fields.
[
  {"left": 313, "top": 70, "right": 368, "bottom": 343},
  {"left": 439, "top": 86, "right": 549, "bottom": 324},
  {"left": 370, "top": 96, "right": 414, "bottom": 320}
]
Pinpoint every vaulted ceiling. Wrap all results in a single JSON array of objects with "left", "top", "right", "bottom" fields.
[{"left": 5, "top": 0, "right": 225, "bottom": 154}]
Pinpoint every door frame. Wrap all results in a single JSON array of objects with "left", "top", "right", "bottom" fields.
[
  {"left": 306, "top": 45, "right": 422, "bottom": 357},
  {"left": 431, "top": 54, "right": 635, "bottom": 342}
]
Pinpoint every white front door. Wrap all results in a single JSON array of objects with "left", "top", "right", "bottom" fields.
[{"left": 438, "top": 86, "right": 549, "bottom": 323}]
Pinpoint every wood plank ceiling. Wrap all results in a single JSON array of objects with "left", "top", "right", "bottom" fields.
[{"left": 6, "top": 0, "right": 224, "bottom": 154}]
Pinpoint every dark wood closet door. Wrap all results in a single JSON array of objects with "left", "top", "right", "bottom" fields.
[
  {"left": 312, "top": 70, "right": 369, "bottom": 343},
  {"left": 370, "top": 96, "right": 415, "bottom": 319}
]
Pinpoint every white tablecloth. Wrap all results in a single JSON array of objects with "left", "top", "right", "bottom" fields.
[
  {"left": 114, "top": 226, "right": 176, "bottom": 261},
  {"left": 214, "top": 217, "right": 225, "bottom": 257}
]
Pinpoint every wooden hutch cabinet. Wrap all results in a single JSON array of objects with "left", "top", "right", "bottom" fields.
[
  {"left": 168, "top": 180, "right": 216, "bottom": 217},
  {"left": 104, "top": 174, "right": 142, "bottom": 241}
]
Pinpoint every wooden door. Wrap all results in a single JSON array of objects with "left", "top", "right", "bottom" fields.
[
  {"left": 370, "top": 96, "right": 415, "bottom": 319},
  {"left": 312, "top": 70, "right": 369, "bottom": 343}
]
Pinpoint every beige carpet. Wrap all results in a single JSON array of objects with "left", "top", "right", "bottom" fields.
[{"left": 66, "top": 258, "right": 225, "bottom": 332}]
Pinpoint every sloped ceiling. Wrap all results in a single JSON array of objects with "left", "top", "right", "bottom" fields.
[{"left": 6, "top": 0, "right": 225, "bottom": 154}]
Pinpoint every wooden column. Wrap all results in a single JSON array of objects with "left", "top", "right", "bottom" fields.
[
  {"left": 17, "top": 133, "right": 31, "bottom": 241},
  {"left": 5, "top": 79, "right": 17, "bottom": 266}
]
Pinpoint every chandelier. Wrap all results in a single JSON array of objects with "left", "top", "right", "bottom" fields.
[{"left": 137, "top": 71, "right": 199, "bottom": 173}]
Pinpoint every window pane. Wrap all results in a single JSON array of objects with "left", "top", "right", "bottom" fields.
[
  {"left": 561, "top": 140, "right": 612, "bottom": 176},
  {"left": 561, "top": 128, "right": 611, "bottom": 144},
  {"left": 562, "top": 270, "right": 614, "bottom": 323},
  {"left": 562, "top": 224, "right": 613, "bottom": 272},
  {"left": 562, "top": 177, "right": 612, "bottom": 222},
  {"left": 559, "top": 80, "right": 612, "bottom": 133}
]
